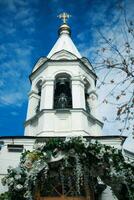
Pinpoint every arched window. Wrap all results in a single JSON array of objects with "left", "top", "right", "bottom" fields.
[
  {"left": 54, "top": 73, "right": 72, "bottom": 109},
  {"left": 84, "top": 79, "right": 91, "bottom": 113},
  {"left": 35, "top": 80, "right": 42, "bottom": 113}
]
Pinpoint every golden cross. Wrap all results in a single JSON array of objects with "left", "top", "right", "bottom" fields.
[{"left": 58, "top": 12, "right": 71, "bottom": 24}]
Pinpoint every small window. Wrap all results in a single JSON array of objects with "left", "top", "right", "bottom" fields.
[
  {"left": 7, "top": 144, "right": 24, "bottom": 152},
  {"left": 35, "top": 80, "right": 42, "bottom": 113},
  {"left": 0, "top": 141, "right": 4, "bottom": 150},
  {"left": 84, "top": 79, "right": 91, "bottom": 114}
]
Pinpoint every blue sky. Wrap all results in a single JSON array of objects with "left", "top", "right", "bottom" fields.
[{"left": 0, "top": 0, "right": 133, "bottom": 137}]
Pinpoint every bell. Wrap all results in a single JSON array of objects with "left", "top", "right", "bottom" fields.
[{"left": 59, "top": 78, "right": 66, "bottom": 85}]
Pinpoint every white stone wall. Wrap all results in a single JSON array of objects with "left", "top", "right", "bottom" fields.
[
  {"left": 25, "top": 109, "right": 103, "bottom": 137},
  {"left": 25, "top": 60, "right": 102, "bottom": 137},
  {"left": 0, "top": 138, "right": 34, "bottom": 193}
]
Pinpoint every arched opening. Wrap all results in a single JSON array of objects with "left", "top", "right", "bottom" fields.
[
  {"left": 84, "top": 79, "right": 91, "bottom": 114},
  {"left": 54, "top": 73, "right": 72, "bottom": 109},
  {"left": 35, "top": 80, "right": 42, "bottom": 113}
]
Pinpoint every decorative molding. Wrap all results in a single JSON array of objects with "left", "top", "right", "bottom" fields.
[
  {"left": 28, "top": 90, "right": 39, "bottom": 97},
  {"left": 88, "top": 90, "right": 98, "bottom": 98}
]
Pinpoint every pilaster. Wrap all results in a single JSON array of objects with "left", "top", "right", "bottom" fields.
[
  {"left": 26, "top": 90, "right": 40, "bottom": 120},
  {"left": 40, "top": 79, "right": 54, "bottom": 109},
  {"left": 72, "top": 78, "right": 86, "bottom": 109}
]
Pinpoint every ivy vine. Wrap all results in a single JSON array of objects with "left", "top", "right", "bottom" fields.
[{"left": 0, "top": 137, "right": 134, "bottom": 200}]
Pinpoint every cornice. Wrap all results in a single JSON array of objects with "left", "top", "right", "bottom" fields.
[
  {"left": 24, "top": 108, "right": 104, "bottom": 127},
  {"left": 0, "top": 135, "right": 127, "bottom": 141},
  {"left": 29, "top": 58, "right": 97, "bottom": 82}
]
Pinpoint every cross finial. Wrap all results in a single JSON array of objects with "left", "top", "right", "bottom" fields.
[{"left": 58, "top": 12, "right": 71, "bottom": 24}]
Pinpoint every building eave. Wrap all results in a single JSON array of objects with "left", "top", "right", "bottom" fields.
[
  {"left": 24, "top": 108, "right": 103, "bottom": 127},
  {"left": 0, "top": 135, "right": 127, "bottom": 140},
  {"left": 29, "top": 58, "right": 97, "bottom": 82}
]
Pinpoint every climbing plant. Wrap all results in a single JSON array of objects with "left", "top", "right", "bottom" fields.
[{"left": 1, "top": 137, "right": 134, "bottom": 200}]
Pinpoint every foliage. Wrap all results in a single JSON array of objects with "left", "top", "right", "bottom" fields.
[
  {"left": 0, "top": 192, "right": 10, "bottom": 200},
  {"left": 1, "top": 137, "right": 134, "bottom": 200},
  {"left": 1, "top": 166, "right": 27, "bottom": 200}
]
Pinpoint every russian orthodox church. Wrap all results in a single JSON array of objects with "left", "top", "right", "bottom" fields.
[{"left": 0, "top": 13, "right": 133, "bottom": 200}]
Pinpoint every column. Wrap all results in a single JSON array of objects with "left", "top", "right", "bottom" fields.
[
  {"left": 72, "top": 79, "right": 86, "bottom": 109},
  {"left": 40, "top": 79, "right": 54, "bottom": 110},
  {"left": 26, "top": 90, "right": 40, "bottom": 120}
]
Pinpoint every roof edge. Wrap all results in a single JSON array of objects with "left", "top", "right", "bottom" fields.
[{"left": 0, "top": 135, "right": 127, "bottom": 139}]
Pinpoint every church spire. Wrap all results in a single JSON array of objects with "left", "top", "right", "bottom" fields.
[
  {"left": 57, "top": 12, "right": 71, "bottom": 36},
  {"left": 47, "top": 12, "right": 81, "bottom": 59}
]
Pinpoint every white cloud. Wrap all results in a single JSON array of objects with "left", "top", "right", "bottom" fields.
[
  {"left": 0, "top": 1, "right": 37, "bottom": 107},
  {"left": 21, "top": 17, "right": 35, "bottom": 26},
  {"left": 15, "top": 8, "right": 31, "bottom": 20},
  {"left": 0, "top": 92, "right": 25, "bottom": 106},
  {"left": 0, "top": 0, "right": 30, "bottom": 12},
  {"left": 0, "top": 0, "right": 37, "bottom": 37},
  {"left": 0, "top": 80, "right": 4, "bottom": 87},
  {"left": 14, "top": 45, "right": 33, "bottom": 57},
  {"left": 0, "top": 20, "right": 16, "bottom": 36},
  {"left": 75, "top": 0, "right": 134, "bottom": 136},
  {"left": 0, "top": 41, "right": 34, "bottom": 106},
  {"left": 10, "top": 111, "right": 19, "bottom": 116},
  {"left": 1, "top": 0, "right": 17, "bottom": 12}
]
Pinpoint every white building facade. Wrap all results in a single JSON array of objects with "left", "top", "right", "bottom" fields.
[{"left": 0, "top": 13, "right": 132, "bottom": 199}]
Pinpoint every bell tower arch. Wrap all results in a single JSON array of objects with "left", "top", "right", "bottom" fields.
[{"left": 54, "top": 73, "right": 72, "bottom": 109}]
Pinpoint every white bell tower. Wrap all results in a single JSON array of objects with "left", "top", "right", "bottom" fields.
[{"left": 24, "top": 13, "right": 103, "bottom": 137}]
